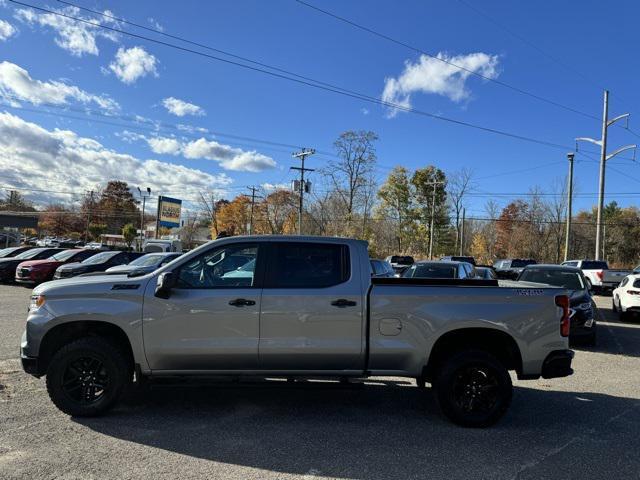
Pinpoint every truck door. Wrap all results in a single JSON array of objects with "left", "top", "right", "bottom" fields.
[
  {"left": 258, "top": 241, "right": 364, "bottom": 371},
  {"left": 142, "top": 242, "right": 264, "bottom": 371}
]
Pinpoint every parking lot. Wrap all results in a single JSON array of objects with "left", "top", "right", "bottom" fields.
[{"left": 1, "top": 284, "right": 639, "bottom": 480}]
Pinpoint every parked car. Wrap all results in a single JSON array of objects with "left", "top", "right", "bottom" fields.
[
  {"left": 475, "top": 266, "right": 497, "bottom": 280},
  {"left": 53, "top": 251, "right": 145, "bottom": 279},
  {"left": 493, "top": 259, "right": 537, "bottom": 280},
  {"left": 143, "top": 239, "right": 183, "bottom": 253},
  {"left": 370, "top": 259, "right": 395, "bottom": 278},
  {"left": 612, "top": 274, "right": 640, "bottom": 321},
  {"left": 384, "top": 255, "right": 415, "bottom": 276},
  {"left": 104, "top": 252, "right": 182, "bottom": 276},
  {"left": 15, "top": 249, "right": 99, "bottom": 286},
  {"left": 0, "top": 246, "right": 33, "bottom": 259},
  {"left": 562, "top": 259, "right": 630, "bottom": 295},
  {"left": 402, "top": 260, "right": 475, "bottom": 279},
  {"left": 84, "top": 242, "right": 107, "bottom": 250},
  {"left": 22, "top": 235, "right": 573, "bottom": 427},
  {"left": 440, "top": 255, "right": 476, "bottom": 266},
  {"left": 0, "top": 248, "right": 64, "bottom": 282},
  {"left": 517, "top": 265, "right": 596, "bottom": 345}
]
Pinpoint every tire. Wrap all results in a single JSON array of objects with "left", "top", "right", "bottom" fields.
[
  {"left": 46, "top": 337, "right": 131, "bottom": 417},
  {"left": 434, "top": 349, "right": 512, "bottom": 428},
  {"left": 612, "top": 297, "right": 618, "bottom": 313}
]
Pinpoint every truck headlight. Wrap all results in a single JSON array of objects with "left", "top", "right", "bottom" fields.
[{"left": 29, "top": 294, "right": 46, "bottom": 312}]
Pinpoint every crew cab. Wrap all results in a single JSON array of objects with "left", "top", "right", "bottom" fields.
[
  {"left": 562, "top": 259, "right": 630, "bottom": 295},
  {"left": 21, "top": 236, "right": 573, "bottom": 428}
]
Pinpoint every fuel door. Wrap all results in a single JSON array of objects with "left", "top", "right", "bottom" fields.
[{"left": 379, "top": 318, "right": 402, "bottom": 336}]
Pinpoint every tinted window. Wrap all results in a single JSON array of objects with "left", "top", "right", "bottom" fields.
[
  {"left": 511, "top": 259, "right": 536, "bottom": 268},
  {"left": 0, "top": 247, "right": 20, "bottom": 258},
  {"left": 519, "top": 269, "right": 584, "bottom": 290},
  {"left": 129, "top": 254, "right": 165, "bottom": 267},
  {"left": 620, "top": 277, "right": 629, "bottom": 287},
  {"left": 582, "top": 261, "right": 608, "bottom": 270},
  {"left": 390, "top": 256, "right": 414, "bottom": 265},
  {"left": 15, "top": 248, "right": 48, "bottom": 260},
  {"left": 177, "top": 244, "right": 258, "bottom": 288},
  {"left": 74, "top": 250, "right": 98, "bottom": 262},
  {"left": 50, "top": 250, "right": 81, "bottom": 261},
  {"left": 403, "top": 263, "right": 457, "bottom": 279},
  {"left": 268, "top": 243, "right": 349, "bottom": 288},
  {"left": 632, "top": 279, "right": 640, "bottom": 288}
]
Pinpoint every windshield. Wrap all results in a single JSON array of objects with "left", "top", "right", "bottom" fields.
[
  {"left": 403, "top": 263, "right": 457, "bottom": 279},
  {"left": 128, "top": 254, "right": 164, "bottom": 267},
  {"left": 81, "top": 251, "right": 119, "bottom": 264},
  {"left": 511, "top": 259, "right": 536, "bottom": 268},
  {"left": 49, "top": 250, "right": 79, "bottom": 261},
  {"left": 0, "top": 247, "right": 19, "bottom": 258},
  {"left": 15, "top": 248, "right": 47, "bottom": 260},
  {"left": 519, "top": 269, "right": 584, "bottom": 290}
]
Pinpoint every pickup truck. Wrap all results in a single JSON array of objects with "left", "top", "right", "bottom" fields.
[
  {"left": 562, "top": 259, "right": 630, "bottom": 295},
  {"left": 21, "top": 236, "right": 574, "bottom": 428}
]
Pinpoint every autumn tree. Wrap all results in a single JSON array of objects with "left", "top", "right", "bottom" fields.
[
  {"left": 216, "top": 195, "right": 251, "bottom": 236},
  {"left": 376, "top": 166, "right": 413, "bottom": 252},
  {"left": 257, "top": 190, "right": 297, "bottom": 234},
  {"left": 39, "top": 204, "right": 83, "bottom": 236},
  {"left": 94, "top": 181, "right": 139, "bottom": 234},
  {"left": 411, "top": 166, "right": 448, "bottom": 255},
  {"left": 122, "top": 223, "right": 137, "bottom": 249}
]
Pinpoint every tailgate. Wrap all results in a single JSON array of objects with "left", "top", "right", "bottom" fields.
[{"left": 603, "top": 270, "right": 628, "bottom": 283}]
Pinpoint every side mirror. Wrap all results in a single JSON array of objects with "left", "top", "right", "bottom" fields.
[{"left": 155, "top": 271, "right": 176, "bottom": 299}]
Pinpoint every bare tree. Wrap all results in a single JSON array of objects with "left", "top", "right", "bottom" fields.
[
  {"left": 448, "top": 168, "right": 475, "bottom": 250},
  {"left": 325, "top": 130, "right": 378, "bottom": 233}
]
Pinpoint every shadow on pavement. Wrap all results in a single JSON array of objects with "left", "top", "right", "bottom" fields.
[
  {"left": 574, "top": 302, "right": 640, "bottom": 358},
  {"left": 74, "top": 380, "right": 640, "bottom": 479}
]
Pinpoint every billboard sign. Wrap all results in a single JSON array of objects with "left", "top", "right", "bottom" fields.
[{"left": 157, "top": 196, "right": 182, "bottom": 228}]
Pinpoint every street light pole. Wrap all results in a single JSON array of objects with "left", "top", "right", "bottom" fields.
[
  {"left": 427, "top": 181, "right": 445, "bottom": 259},
  {"left": 576, "top": 90, "right": 636, "bottom": 260},
  {"left": 137, "top": 187, "right": 151, "bottom": 251},
  {"left": 564, "top": 153, "right": 574, "bottom": 262}
]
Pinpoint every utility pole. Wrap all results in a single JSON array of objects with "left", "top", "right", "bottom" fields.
[
  {"left": 459, "top": 207, "right": 466, "bottom": 256},
  {"left": 84, "top": 190, "right": 94, "bottom": 243},
  {"left": 246, "top": 186, "right": 260, "bottom": 235},
  {"left": 137, "top": 187, "right": 151, "bottom": 251},
  {"left": 427, "top": 181, "right": 445, "bottom": 259},
  {"left": 291, "top": 148, "right": 315, "bottom": 235},
  {"left": 563, "top": 153, "right": 575, "bottom": 262},
  {"left": 577, "top": 90, "right": 636, "bottom": 260}
]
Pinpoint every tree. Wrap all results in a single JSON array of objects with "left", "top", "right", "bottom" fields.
[
  {"left": 88, "top": 223, "right": 107, "bottom": 242},
  {"left": 376, "top": 166, "right": 413, "bottom": 252},
  {"left": 0, "top": 190, "right": 35, "bottom": 212},
  {"left": 448, "top": 168, "right": 474, "bottom": 251},
  {"left": 216, "top": 195, "right": 251, "bottom": 236},
  {"left": 95, "top": 181, "right": 139, "bottom": 234},
  {"left": 39, "top": 204, "right": 83, "bottom": 237},
  {"left": 325, "top": 130, "right": 378, "bottom": 234},
  {"left": 122, "top": 223, "right": 137, "bottom": 249},
  {"left": 411, "top": 166, "right": 448, "bottom": 255},
  {"left": 257, "top": 190, "right": 297, "bottom": 234},
  {"left": 199, "top": 192, "right": 228, "bottom": 236}
]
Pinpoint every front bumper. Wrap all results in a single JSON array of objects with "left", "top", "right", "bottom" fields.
[
  {"left": 541, "top": 350, "right": 574, "bottom": 379},
  {"left": 21, "top": 351, "right": 40, "bottom": 376}
]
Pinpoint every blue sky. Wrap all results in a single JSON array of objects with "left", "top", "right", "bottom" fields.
[{"left": 1, "top": 0, "right": 640, "bottom": 217}]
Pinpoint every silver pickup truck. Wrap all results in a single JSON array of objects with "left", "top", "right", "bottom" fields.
[{"left": 21, "top": 236, "right": 574, "bottom": 427}]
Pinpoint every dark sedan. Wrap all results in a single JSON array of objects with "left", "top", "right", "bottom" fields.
[
  {"left": 0, "top": 248, "right": 64, "bottom": 282},
  {"left": 54, "top": 251, "right": 145, "bottom": 279},
  {"left": 517, "top": 264, "right": 596, "bottom": 346}
]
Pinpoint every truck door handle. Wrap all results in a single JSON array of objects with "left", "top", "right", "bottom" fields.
[
  {"left": 331, "top": 299, "right": 357, "bottom": 308},
  {"left": 228, "top": 298, "right": 256, "bottom": 307}
]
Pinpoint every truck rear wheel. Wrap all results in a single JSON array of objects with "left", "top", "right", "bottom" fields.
[
  {"left": 46, "top": 337, "right": 131, "bottom": 417},
  {"left": 434, "top": 350, "right": 512, "bottom": 428}
]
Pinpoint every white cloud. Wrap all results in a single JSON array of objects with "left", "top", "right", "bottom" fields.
[
  {"left": 162, "top": 97, "right": 205, "bottom": 117},
  {"left": 0, "top": 61, "right": 119, "bottom": 112},
  {"left": 0, "top": 19, "right": 16, "bottom": 41},
  {"left": 108, "top": 46, "right": 158, "bottom": 84},
  {"left": 382, "top": 52, "right": 499, "bottom": 117},
  {"left": 262, "top": 182, "right": 288, "bottom": 191},
  {"left": 14, "top": 6, "right": 119, "bottom": 56},
  {"left": 147, "top": 17, "right": 163, "bottom": 32},
  {"left": 0, "top": 111, "right": 232, "bottom": 205},
  {"left": 122, "top": 132, "right": 277, "bottom": 172}
]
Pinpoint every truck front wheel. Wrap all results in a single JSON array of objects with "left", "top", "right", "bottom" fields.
[
  {"left": 434, "top": 350, "right": 512, "bottom": 428},
  {"left": 45, "top": 337, "right": 131, "bottom": 417}
]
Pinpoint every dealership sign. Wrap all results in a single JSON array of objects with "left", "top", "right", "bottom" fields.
[{"left": 157, "top": 196, "right": 182, "bottom": 228}]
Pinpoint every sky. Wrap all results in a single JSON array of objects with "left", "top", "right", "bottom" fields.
[{"left": 1, "top": 0, "right": 640, "bottom": 218}]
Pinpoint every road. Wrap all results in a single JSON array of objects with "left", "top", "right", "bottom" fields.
[{"left": 1, "top": 285, "right": 639, "bottom": 479}]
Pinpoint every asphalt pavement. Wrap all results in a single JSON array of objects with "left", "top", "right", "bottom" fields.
[{"left": 1, "top": 285, "right": 639, "bottom": 480}]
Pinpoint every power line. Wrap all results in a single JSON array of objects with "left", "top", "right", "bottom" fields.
[
  {"left": 9, "top": 0, "right": 577, "bottom": 153},
  {"left": 294, "top": 0, "right": 603, "bottom": 123}
]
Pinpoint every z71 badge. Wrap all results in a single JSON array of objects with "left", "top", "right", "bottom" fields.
[{"left": 516, "top": 289, "right": 544, "bottom": 296}]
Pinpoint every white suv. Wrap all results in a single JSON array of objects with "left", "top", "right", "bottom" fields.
[{"left": 612, "top": 274, "right": 640, "bottom": 321}]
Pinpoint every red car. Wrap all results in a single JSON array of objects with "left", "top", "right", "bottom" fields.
[{"left": 15, "top": 249, "right": 99, "bottom": 285}]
